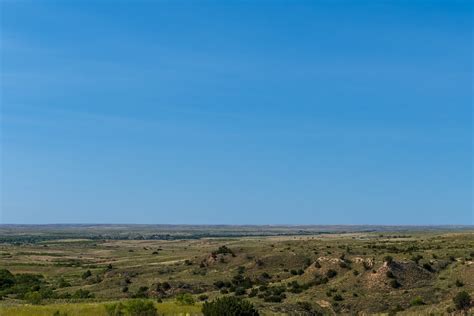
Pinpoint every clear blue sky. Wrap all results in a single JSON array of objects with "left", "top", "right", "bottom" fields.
[{"left": 1, "top": 1, "right": 472, "bottom": 225}]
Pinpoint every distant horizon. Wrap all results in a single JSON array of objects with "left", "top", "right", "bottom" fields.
[
  {"left": 1, "top": 223, "right": 473, "bottom": 228},
  {"left": 1, "top": 1, "right": 472, "bottom": 225}
]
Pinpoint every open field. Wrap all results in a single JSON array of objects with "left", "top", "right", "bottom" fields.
[{"left": 0, "top": 225, "right": 473, "bottom": 315}]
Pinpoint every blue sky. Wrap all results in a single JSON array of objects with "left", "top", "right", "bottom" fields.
[{"left": 1, "top": 0, "right": 472, "bottom": 225}]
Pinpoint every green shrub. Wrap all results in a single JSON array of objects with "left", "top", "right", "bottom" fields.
[
  {"left": 383, "top": 256, "right": 393, "bottom": 264},
  {"left": 212, "top": 246, "right": 235, "bottom": 256},
  {"left": 422, "top": 263, "right": 434, "bottom": 272},
  {"left": 198, "top": 294, "right": 209, "bottom": 301},
  {"left": 105, "top": 300, "right": 157, "bottom": 316},
  {"left": 455, "top": 279, "right": 464, "bottom": 287},
  {"left": 235, "top": 287, "right": 246, "bottom": 296},
  {"left": 57, "top": 277, "right": 71, "bottom": 288},
  {"left": 453, "top": 291, "right": 471, "bottom": 310},
  {"left": 81, "top": 270, "right": 92, "bottom": 279},
  {"left": 248, "top": 288, "right": 258, "bottom": 297},
  {"left": 411, "top": 255, "right": 423, "bottom": 264},
  {"left": 410, "top": 297, "right": 425, "bottom": 306},
  {"left": 0, "top": 269, "right": 15, "bottom": 290},
  {"left": 105, "top": 302, "right": 125, "bottom": 316},
  {"left": 132, "top": 286, "right": 149, "bottom": 298},
  {"left": 124, "top": 299, "right": 157, "bottom": 316},
  {"left": 176, "top": 293, "right": 195, "bottom": 305},
  {"left": 202, "top": 296, "right": 259, "bottom": 316},
  {"left": 326, "top": 269, "right": 337, "bottom": 278},
  {"left": 390, "top": 279, "right": 401, "bottom": 289},
  {"left": 8, "top": 273, "right": 46, "bottom": 298},
  {"left": 72, "top": 289, "right": 94, "bottom": 299},
  {"left": 333, "top": 294, "right": 343, "bottom": 301},
  {"left": 296, "top": 301, "right": 323, "bottom": 315},
  {"left": 24, "top": 291, "right": 42, "bottom": 304}
]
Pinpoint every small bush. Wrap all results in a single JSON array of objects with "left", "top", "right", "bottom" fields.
[
  {"left": 198, "top": 294, "right": 209, "bottom": 301},
  {"left": 105, "top": 302, "right": 125, "bottom": 316},
  {"left": 132, "top": 286, "right": 149, "bottom": 298},
  {"left": 0, "top": 269, "right": 15, "bottom": 290},
  {"left": 455, "top": 279, "right": 464, "bottom": 287},
  {"left": 248, "top": 288, "right": 258, "bottom": 297},
  {"left": 326, "top": 269, "right": 337, "bottom": 278},
  {"left": 124, "top": 299, "right": 157, "bottom": 316},
  {"left": 24, "top": 291, "right": 42, "bottom": 304},
  {"left": 81, "top": 270, "right": 92, "bottom": 280},
  {"left": 176, "top": 293, "right": 195, "bottom": 305},
  {"left": 411, "top": 255, "right": 423, "bottom": 264},
  {"left": 212, "top": 246, "right": 234, "bottom": 256},
  {"left": 333, "top": 294, "right": 343, "bottom": 301},
  {"left": 453, "top": 291, "right": 471, "bottom": 310},
  {"left": 390, "top": 279, "right": 401, "bottom": 289},
  {"left": 72, "top": 289, "right": 94, "bottom": 299},
  {"left": 202, "top": 296, "right": 259, "bottom": 316},
  {"left": 422, "top": 263, "right": 434, "bottom": 272},
  {"left": 235, "top": 287, "right": 246, "bottom": 296},
  {"left": 383, "top": 256, "right": 393, "bottom": 264},
  {"left": 410, "top": 297, "right": 425, "bottom": 306},
  {"left": 339, "top": 261, "right": 349, "bottom": 269}
]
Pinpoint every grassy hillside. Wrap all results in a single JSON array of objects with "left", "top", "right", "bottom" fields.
[{"left": 0, "top": 227, "right": 473, "bottom": 315}]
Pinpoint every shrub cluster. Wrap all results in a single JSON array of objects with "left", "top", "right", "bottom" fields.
[
  {"left": 105, "top": 299, "right": 157, "bottom": 316},
  {"left": 202, "top": 296, "right": 259, "bottom": 316}
]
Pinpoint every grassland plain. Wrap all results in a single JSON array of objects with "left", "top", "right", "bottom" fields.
[{"left": 0, "top": 225, "right": 473, "bottom": 315}]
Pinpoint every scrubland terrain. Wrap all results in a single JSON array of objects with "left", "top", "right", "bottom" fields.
[{"left": 0, "top": 225, "right": 472, "bottom": 315}]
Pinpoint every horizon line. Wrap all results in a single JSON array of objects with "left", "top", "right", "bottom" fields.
[{"left": 1, "top": 223, "right": 473, "bottom": 227}]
